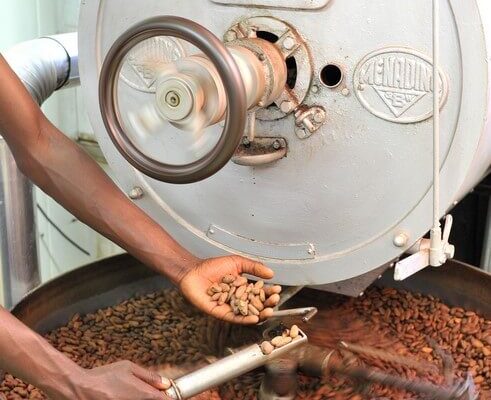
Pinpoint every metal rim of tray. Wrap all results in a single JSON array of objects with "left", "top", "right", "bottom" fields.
[{"left": 12, "top": 254, "right": 491, "bottom": 334}]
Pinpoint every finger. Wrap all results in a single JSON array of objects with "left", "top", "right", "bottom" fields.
[
  {"left": 259, "top": 308, "right": 274, "bottom": 321},
  {"left": 213, "top": 305, "right": 259, "bottom": 325},
  {"left": 264, "top": 293, "right": 280, "bottom": 308},
  {"left": 127, "top": 375, "right": 169, "bottom": 400},
  {"left": 238, "top": 259, "right": 274, "bottom": 280},
  {"left": 131, "top": 364, "right": 172, "bottom": 390},
  {"left": 228, "top": 314, "right": 260, "bottom": 325},
  {"left": 264, "top": 285, "right": 282, "bottom": 296}
]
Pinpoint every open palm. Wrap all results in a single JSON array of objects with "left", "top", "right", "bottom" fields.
[{"left": 179, "top": 255, "right": 278, "bottom": 325}]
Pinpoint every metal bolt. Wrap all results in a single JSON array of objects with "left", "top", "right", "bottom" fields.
[
  {"left": 209, "top": 228, "right": 215, "bottom": 235},
  {"left": 282, "top": 37, "right": 296, "bottom": 51},
  {"left": 242, "top": 137, "right": 250, "bottom": 146},
  {"left": 311, "top": 85, "right": 320, "bottom": 94},
  {"left": 165, "top": 91, "right": 180, "bottom": 107},
  {"left": 307, "top": 248, "right": 314, "bottom": 255},
  {"left": 280, "top": 101, "right": 293, "bottom": 113},
  {"left": 302, "top": 118, "right": 317, "bottom": 133},
  {"left": 224, "top": 30, "right": 238, "bottom": 42},
  {"left": 273, "top": 140, "right": 281, "bottom": 150},
  {"left": 341, "top": 88, "right": 350, "bottom": 96},
  {"left": 258, "top": 53, "right": 266, "bottom": 61},
  {"left": 128, "top": 187, "right": 144, "bottom": 200},
  {"left": 393, "top": 233, "right": 408, "bottom": 248},
  {"left": 313, "top": 111, "right": 325, "bottom": 124}
]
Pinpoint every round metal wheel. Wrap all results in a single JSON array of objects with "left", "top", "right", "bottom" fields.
[{"left": 99, "top": 16, "right": 247, "bottom": 184}]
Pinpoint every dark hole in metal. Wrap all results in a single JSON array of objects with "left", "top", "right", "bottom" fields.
[
  {"left": 320, "top": 64, "right": 343, "bottom": 88},
  {"left": 257, "top": 30, "right": 298, "bottom": 90}
]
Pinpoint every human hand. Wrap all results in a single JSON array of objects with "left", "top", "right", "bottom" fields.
[
  {"left": 179, "top": 255, "right": 280, "bottom": 325},
  {"left": 68, "top": 361, "right": 171, "bottom": 400}
]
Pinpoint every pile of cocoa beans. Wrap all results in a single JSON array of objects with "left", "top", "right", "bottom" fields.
[
  {"left": 207, "top": 274, "right": 281, "bottom": 317},
  {"left": 2, "top": 286, "right": 490, "bottom": 400}
]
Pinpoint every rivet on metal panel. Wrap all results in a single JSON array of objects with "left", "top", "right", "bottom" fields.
[
  {"left": 393, "top": 233, "right": 409, "bottom": 248},
  {"left": 282, "top": 37, "right": 296, "bottom": 51},
  {"left": 128, "top": 187, "right": 144, "bottom": 200},
  {"left": 224, "top": 30, "right": 238, "bottom": 42},
  {"left": 280, "top": 101, "right": 294, "bottom": 113}
]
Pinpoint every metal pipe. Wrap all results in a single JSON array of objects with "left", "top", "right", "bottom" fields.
[
  {"left": 0, "top": 33, "right": 78, "bottom": 307},
  {"left": 430, "top": 0, "right": 443, "bottom": 267},
  {"left": 0, "top": 141, "right": 38, "bottom": 308},
  {"left": 166, "top": 333, "right": 307, "bottom": 399}
]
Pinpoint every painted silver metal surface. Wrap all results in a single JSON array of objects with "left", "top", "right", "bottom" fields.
[
  {"left": 79, "top": 1, "right": 491, "bottom": 287},
  {"left": 206, "top": 224, "right": 315, "bottom": 260},
  {"left": 210, "top": 0, "right": 330, "bottom": 9},
  {"left": 0, "top": 33, "right": 78, "bottom": 307},
  {"left": 120, "top": 36, "right": 186, "bottom": 93}
]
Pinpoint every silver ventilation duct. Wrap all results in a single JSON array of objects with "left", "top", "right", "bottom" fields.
[{"left": 0, "top": 33, "right": 79, "bottom": 308}]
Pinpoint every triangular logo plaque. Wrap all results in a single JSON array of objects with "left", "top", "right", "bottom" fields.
[{"left": 373, "top": 86, "right": 427, "bottom": 118}]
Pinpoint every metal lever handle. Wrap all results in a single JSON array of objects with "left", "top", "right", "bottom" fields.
[
  {"left": 442, "top": 214, "right": 453, "bottom": 244},
  {"left": 99, "top": 16, "right": 247, "bottom": 184},
  {"left": 165, "top": 329, "right": 308, "bottom": 399}
]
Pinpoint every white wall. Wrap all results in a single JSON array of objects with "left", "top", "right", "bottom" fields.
[{"left": 0, "top": 0, "right": 123, "bottom": 296}]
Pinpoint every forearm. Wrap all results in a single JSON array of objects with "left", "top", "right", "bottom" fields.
[
  {"left": 0, "top": 55, "right": 199, "bottom": 284},
  {"left": 0, "top": 307, "right": 81, "bottom": 398},
  {"left": 25, "top": 123, "right": 199, "bottom": 283}
]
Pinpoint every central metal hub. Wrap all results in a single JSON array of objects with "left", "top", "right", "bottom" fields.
[
  {"left": 154, "top": 36, "right": 287, "bottom": 132},
  {"left": 166, "top": 91, "right": 181, "bottom": 107},
  {"left": 156, "top": 74, "right": 201, "bottom": 123},
  {"left": 224, "top": 16, "right": 314, "bottom": 122}
]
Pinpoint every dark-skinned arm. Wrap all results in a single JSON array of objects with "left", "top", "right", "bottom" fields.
[
  {"left": 0, "top": 306, "right": 171, "bottom": 399},
  {"left": 0, "top": 54, "right": 198, "bottom": 285},
  {"left": 0, "top": 54, "right": 279, "bottom": 325}
]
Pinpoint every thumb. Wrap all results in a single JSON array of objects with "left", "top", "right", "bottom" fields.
[
  {"left": 131, "top": 364, "right": 172, "bottom": 390},
  {"left": 238, "top": 258, "right": 274, "bottom": 280}
]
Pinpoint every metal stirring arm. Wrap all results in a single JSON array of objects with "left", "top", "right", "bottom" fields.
[
  {"left": 164, "top": 328, "right": 308, "bottom": 399},
  {"left": 295, "top": 344, "right": 478, "bottom": 400},
  {"left": 257, "top": 307, "right": 318, "bottom": 328}
]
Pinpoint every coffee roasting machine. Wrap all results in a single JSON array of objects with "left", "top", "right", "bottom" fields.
[
  {"left": 79, "top": 0, "right": 491, "bottom": 293},
  {"left": 2, "top": 0, "right": 491, "bottom": 399}
]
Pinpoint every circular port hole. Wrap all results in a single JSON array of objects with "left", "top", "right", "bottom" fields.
[{"left": 320, "top": 64, "right": 343, "bottom": 88}]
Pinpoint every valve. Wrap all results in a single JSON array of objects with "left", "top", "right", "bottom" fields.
[
  {"left": 394, "top": 214, "right": 455, "bottom": 281},
  {"left": 99, "top": 16, "right": 287, "bottom": 184}
]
